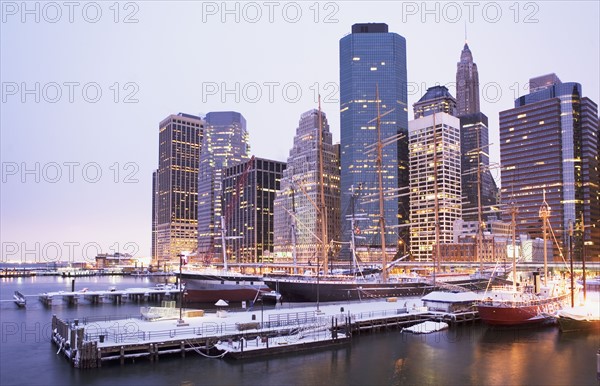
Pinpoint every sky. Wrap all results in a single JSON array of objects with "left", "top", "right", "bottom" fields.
[{"left": 1, "top": 1, "right": 599, "bottom": 263}]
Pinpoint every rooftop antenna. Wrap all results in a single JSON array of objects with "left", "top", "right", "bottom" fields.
[{"left": 464, "top": 20, "right": 467, "bottom": 43}]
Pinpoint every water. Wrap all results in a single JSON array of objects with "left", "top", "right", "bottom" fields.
[{"left": 1, "top": 276, "right": 599, "bottom": 386}]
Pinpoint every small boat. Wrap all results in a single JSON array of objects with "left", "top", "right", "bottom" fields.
[
  {"left": 578, "top": 276, "right": 600, "bottom": 289},
  {"left": 556, "top": 305, "right": 600, "bottom": 333},
  {"left": 403, "top": 321, "right": 449, "bottom": 334},
  {"left": 260, "top": 290, "right": 282, "bottom": 304},
  {"left": 13, "top": 291, "right": 26, "bottom": 307}
]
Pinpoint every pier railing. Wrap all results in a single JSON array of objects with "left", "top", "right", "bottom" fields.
[{"left": 60, "top": 305, "right": 419, "bottom": 347}]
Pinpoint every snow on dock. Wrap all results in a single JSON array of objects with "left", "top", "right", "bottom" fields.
[
  {"left": 50, "top": 297, "right": 479, "bottom": 367},
  {"left": 39, "top": 285, "right": 181, "bottom": 306}
]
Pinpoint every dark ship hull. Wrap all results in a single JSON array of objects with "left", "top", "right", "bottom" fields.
[
  {"left": 181, "top": 271, "right": 268, "bottom": 303},
  {"left": 264, "top": 276, "right": 439, "bottom": 302}
]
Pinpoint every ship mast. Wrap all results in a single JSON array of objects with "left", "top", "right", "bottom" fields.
[
  {"left": 350, "top": 185, "right": 359, "bottom": 274},
  {"left": 510, "top": 205, "right": 518, "bottom": 292},
  {"left": 318, "top": 96, "right": 329, "bottom": 276},
  {"left": 476, "top": 125, "right": 484, "bottom": 274},
  {"left": 221, "top": 216, "right": 228, "bottom": 271},
  {"left": 375, "top": 85, "right": 388, "bottom": 282},
  {"left": 580, "top": 211, "right": 587, "bottom": 301},
  {"left": 539, "top": 190, "right": 550, "bottom": 286},
  {"left": 291, "top": 185, "right": 297, "bottom": 274}
]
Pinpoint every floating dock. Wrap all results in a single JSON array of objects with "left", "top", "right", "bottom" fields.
[{"left": 50, "top": 298, "right": 479, "bottom": 368}]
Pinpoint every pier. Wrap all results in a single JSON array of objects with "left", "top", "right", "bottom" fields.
[
  {"left": 39, "top": 286, "right": 181, "bottom": 307},
  {"left": 50, "top": 298, "right": 480, "bottom": 368}
]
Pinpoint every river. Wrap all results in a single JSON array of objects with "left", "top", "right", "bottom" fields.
[{"left": 1, "top": 275, "right": 598, "bottom": 385}]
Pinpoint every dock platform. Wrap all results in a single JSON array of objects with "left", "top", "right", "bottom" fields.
[
  {"left": 39, "top": 286, "right": 181, "bottom": 307},
  {"left": 50, "top": 298, "right": 480, "bottom": 368}
]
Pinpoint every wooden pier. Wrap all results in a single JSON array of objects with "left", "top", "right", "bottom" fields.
[
  {"left": 39, "top": 286, "right": 181, "bottom": 307},
  {"left": 49, "top": 298, "right": 481, "bottom": 368}
]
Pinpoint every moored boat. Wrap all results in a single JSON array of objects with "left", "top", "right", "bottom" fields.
[
  {"left": 181, "top": 268, "right": 268, "bottom": 303},
  {"left": 556, "top": 304, "right": 600, "bottom": 333},
  {"left": 478, "top": 195, "right": 575, "bottom": 327},
  {"left": 578, "top": 276, "right": 600, "bottom": 289},
  {"left": 13, "top": 291, "right": 26, "bottom": 307},
  {"left": 260, "top": 290, "right": 282, "bottom": 304},
  {"left": 477, "top": 279, "right": 572, "bottom": 326},
  {"left": 263, "top": 273, "right": 438, "bottom": 302}
]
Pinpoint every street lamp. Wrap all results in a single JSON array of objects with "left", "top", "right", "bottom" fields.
[{"left": 177, "top": 252, "right": 189, "bottom": 326}]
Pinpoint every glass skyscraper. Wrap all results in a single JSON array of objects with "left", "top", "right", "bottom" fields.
[
  {"left": 273, "top": 109, "right": 341, "bottom": 264},
  {"left": 339, "top": 23, "right": 408, "bottom": 257},
  {"left": 500, "top": 74, "right": 599, "bottom": 260},
  {"left": 197, "top": 111, "right": 250, "bottom": 261},
  {"left": 223, "top": 157, "right": 286, "bottom": 264}
]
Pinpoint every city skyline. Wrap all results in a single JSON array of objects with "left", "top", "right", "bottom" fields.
[{"left": 2, "top": 2, "right": 598, "bottom": 260}]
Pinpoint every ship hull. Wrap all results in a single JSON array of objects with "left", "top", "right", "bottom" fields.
[
  {"left": 557, "top": 316, "right": 600, "bottom": 333},
  {"left": 181, "top": 272, "right": 268, "bottom": 303},
  {"left": 477, "top": 295, "right": 570, "bottom": 326},
  {"left": 264, "top": 278, "right": 438, "bottom": 302}
]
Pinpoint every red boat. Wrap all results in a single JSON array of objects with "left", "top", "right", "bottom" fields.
[{"left": 477, "top": 280, "right": 572, "bottom": 326}]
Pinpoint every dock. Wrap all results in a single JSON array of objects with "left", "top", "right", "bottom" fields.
[
  {"left": 50, "top": 298, "right": 480, "bottom": 368},
  {"left": 39, "top": 286, "right": 182, "bottom": 307}
]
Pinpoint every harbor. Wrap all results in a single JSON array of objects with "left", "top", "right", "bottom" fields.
[
  {"left": 50, "top": 297, "right": 480, "bottom": 368},
  {"left": 1, "top": 275, "right": 598, "bottom": 385}
]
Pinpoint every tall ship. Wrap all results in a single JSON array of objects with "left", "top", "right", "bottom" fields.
[
  {"left": 477, "top": 198, "right": 575, "bottom": 326},
  {"left": 180, "top": 212, "right": 269, "bottom": 304},
  {"left": 181, "top": 266, "right": 267, "bottom": 303},
  {"left": 264, "top": 95, "right": 489, "bottom": 302}
]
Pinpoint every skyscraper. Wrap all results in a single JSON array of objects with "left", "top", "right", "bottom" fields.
[
  {"left": 413, "top": 85, "right": 457, "bottom": 118},
  {"left": 500, "top": 74, "right": 600, "bottom": 261},
  {"left": 409, "top": 89, "right": 462, "bottom": 261},
  {"left": 197, "top": 111, "right": 250, "bottom": 260},
  {"left": 455, "top": 43, "right": 499, "bottom": 222},
  {"left": 456, "top": 43, "right": 480, "bottom": 116},
  {"left": 223, "top": 157, "right": 286, "bottom": 263},
  {"left": 153, "top": 113, "right": 204, "bottom": 264},
  {"left": 273, "top": 109, "right": 341, "bottom": 264},
  {"left": 339, "top": 23, "right": 408, "bottom": 257}
]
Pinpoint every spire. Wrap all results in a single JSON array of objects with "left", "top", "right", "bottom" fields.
[
  {"left": 460, "top": 42, "right": 473, "bottom": 62},
  {"left": 456, "top": 41, "right": 480, "bottom": 116}
]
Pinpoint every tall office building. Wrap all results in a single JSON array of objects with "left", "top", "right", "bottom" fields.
[
  {"left": 499, "top": 74, "right": 600, "bottom": 261},
  {"left": 153, "top": 113, "right": 204, "bottom": 264},
  {"left": 151, "top": 170, "right": 158, "bottom": 261},
  {"left": 339, "top": 23, "right": 408, "bottom": 256},
  {"left": 197, "top": 111, "right": 250, "bottom": 260},
  {"left": 414, "top": 86, "right": 457, "bottom": 118},
  {"left": 456, "top": 43, "right": 480, "bottom": 116},
  {"left": 455, "top": 43, "right": 499, "bottom": 222},
  {"left": 409, "top": 91, "right": 462, "bottom": 261},
  {"left": 273, "top": 109, "right": 341, "bottom": 263},
  {"left": 223, "top": 157, "right": 286, "bottom": 263}
]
